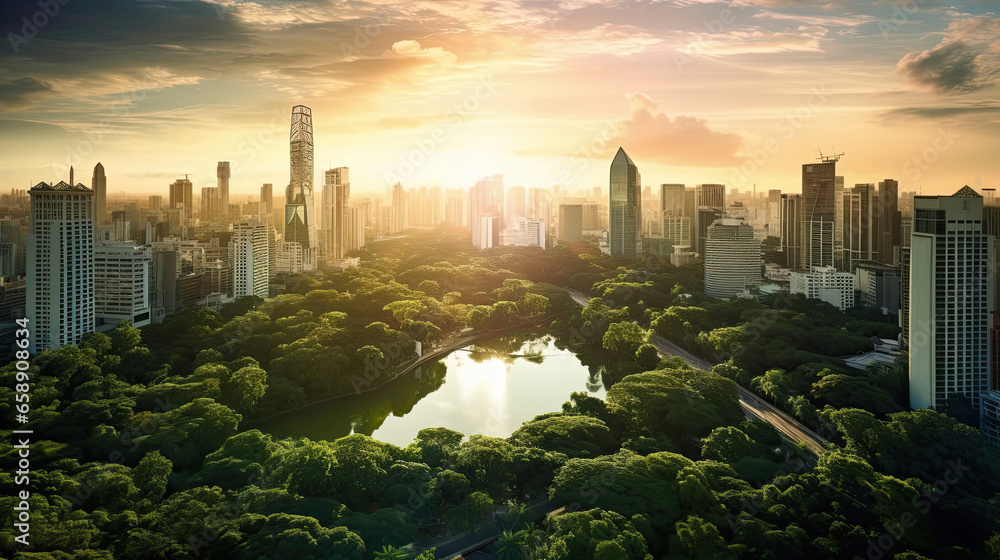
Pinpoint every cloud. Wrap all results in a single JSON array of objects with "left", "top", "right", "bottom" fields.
[
  {"left": 390, "top": 40, "right": 458, "bottom": 64},
  {"left": 378, "top": 116, "right": 424, "bottom": 129},
  {"left": 0, "top": 77, "right": 54, "bottom": 109},
  {"left": 896, "top": 16, "right": 1000, "bottom": 94},
  {"left": 613, "top": 92, "right": 744, "bottom": 167}
]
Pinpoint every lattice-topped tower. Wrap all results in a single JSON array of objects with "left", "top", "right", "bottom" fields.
[{"left": 285, "top": 105, "right": 316, "bottom": 249}]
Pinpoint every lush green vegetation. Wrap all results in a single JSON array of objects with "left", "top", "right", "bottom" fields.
[{"left": 2, "top": 227, "right": 998, "bottom": 559}]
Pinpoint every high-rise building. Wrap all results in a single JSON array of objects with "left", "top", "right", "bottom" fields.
[
  {"left": 148, "top": 195, "right": 163, "bottom": 212},
  {"left": 260, "top": 183, "right": 273, "bottom": 221},
  {"left": 802, "top": 161, "right": 837, "bottom": 270},
  {"left": 94, "top": 241, "right": 152, "bottom": 328},
  {"left": 558, "top": 204, "right": 583, "bottom": 242},
  {"left": 844, "top": 183, "right": 876, "bottom": 271},
  {"left": 909, "top": 186, "right": 995, "bottom": 411},
  {"left": 27, "top": 180, "right": 95, "bottom": 351},
  {"left": 780, "top": 194, "right": 804, "bottom": 269},
  {"left": 470, "top": 175, "right": 503, "bottom": 247},
  {"left": 93, "top": 162, "right": 107, "bottom": 225},
  {"left": 322, "top": 167, "right": 350, "bottom": 259},
  {"left": 767, "top": 189, "right": 782, "bottom": 237},
  {"left": 150, "top": 248, "right": 177, "bottom": 323},
  {"left": 445, "top": 188, "right": 468, "bottom": 227},
  {"left": 346, "top": 202, "right": 367, "bottom": 253},
  {"left": 391, "top": 182, "right": 407, "bottom": 234},
  {"left": 285, "top": 105, "right": 315, "bottom": 250},
  {"left": 201, "top": 186, "right": 220, "bottom": 222},
  {"left": 660, "top": 183, "right": 691, "bottom": 249},
  {"left": 876, "top": 179, "right": 901, "bottom": 265},
  {"left": 217, "top": 161, "right": 230, "bottom": 223},
  {"left": 231, "top": 220, "right": 269, "bottom": 299},
  {"left": 609, "top": 148, "right": 641, "bottom": 258},
  {"left": 507, "top": 185, "right": 526, "bottom": 222},
  {"left": 790, "top": 266, "right": 855, "bottom": 311},
  {"left": 169, "top": 177, "right": 194, "bottom": 222},
  {"left": 503, "top": 217, "right": 546, "bottom": 249},
  {"left": 703, "top": 219, "right": 761, "bottom": 299},
  {"left": 694, "top": 184, "right": 725, "bottom": 255}
]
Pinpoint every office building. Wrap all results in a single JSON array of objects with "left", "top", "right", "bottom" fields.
[
  {"left": 322, "top": 167, "right": 350, "bottom": 259},
  {"left": 503, "top": 217, "right": 546, "bottom": 249},
  {"left": 909, "top": 186, "right": 994, "bottom": 411},
  {"left": 877, "top": 179, "right": 901, "bottom": 265},
  {"left": 169, "top": 177, "right": 194, "bottom": 222},
  {"left": 609, "top": 148, "right": 641, "bottom": 258},
  {"left": 507, "top": 185, "right": 526, "bottom": 222},
  {"left": 476, "top": 216, "right": 501, "bottom": 250},
  {"left": 790, "top": 266, "right": 855, "bottom": 311},
  {"left": 470, "top": 175, "right": 503, "bottom": 247},
  {"left": 854, "top": 260, "right": 900, "bottom": 316},
  {"left": 693, "top": 184, "right": 725, "bottom": 255},
  {"left": 201, "top": 186, "right": 220, "bottom": 222},
  {"left": 27, "top": 180, "right": 95, "bottom": 351},
  {"left": 802, "top": 160, "right": 838, "bottom": 270},
  {"left": 703, "top": 219, "right": 761, "bottom": 299},
  {"left": 391, "top": 182, "right": 407, "bottom": 234},
  {"left": 231, "top": 220, "right": 269, "bottom": 299},
  {"left": 94, "top": 241, "right": 152, "bottom": 328},
  {"left": 558, "top": 204, "right": 583, "bottom": 242},
  {"left": 844, "top": 183, "right": 876, "bottom": 271}
]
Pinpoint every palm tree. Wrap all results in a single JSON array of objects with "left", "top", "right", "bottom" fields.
[
  {"left": 494, "top": 530, "right": 529, "bottom": 560},
  {"left": 373, "top": 545, "right": 409, "bottom": 560},
  {"left": 501, "top": 501, "right": 533, "bottom": 531},
  {"left": 518, "top": 524, "right": 546, "bottom": 558}
]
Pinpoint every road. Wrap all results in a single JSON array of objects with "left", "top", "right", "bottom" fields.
[{"left": 565, "top": 287, "right": 827, "bottom": 457}]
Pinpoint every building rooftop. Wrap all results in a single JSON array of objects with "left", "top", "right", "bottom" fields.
[
  {"left": 30, "top": 181, "right": 93, "bottom": 192},
  {"left": 953, "top": 185, "right": 981, "bottom": 198}
]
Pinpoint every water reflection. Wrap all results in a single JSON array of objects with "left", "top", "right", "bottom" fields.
[{"left": 259, "top": 334, "right": 603, "bottom": 447}]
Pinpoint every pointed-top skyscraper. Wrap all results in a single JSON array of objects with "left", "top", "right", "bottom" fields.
[
  {"left": 285, "top": 105, "right": 315, "bottom": 249},
  {"left": 609, "top": 147, "right": 641, "bottom": 258},
  {"left": 93, "top": 162, "right": 106, "bottom": 225}
]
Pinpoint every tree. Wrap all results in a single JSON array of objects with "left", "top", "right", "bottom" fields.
[
  {"left": 495, "top": 530, "right": 529, "bottom": 560},
  {"left": 383, "top": 300, "right": 426, "bottom": 327},
  {"left": 109, "top": 320, "right": 142, "bottom": 356},
  {"left": 602, "top": 321, "right": 649, "bottom": 356},
  {"left": 131, "top": 451, "right": 172, "bottom": 503},
  {"left": 223, "top": 365, "right": 268, "bottom": 415},
  {"left": 635, "top": 344, "right": 660, "bottom": 370}
]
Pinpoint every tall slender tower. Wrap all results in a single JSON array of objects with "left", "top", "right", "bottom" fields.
[
  {"left": 27, "top": 179, "right": 95, "bottom": 351},
  {"left": 217, "top": 161, "right": 231, "bottom": 222},
  {"left": 285, "top": 105, "right": 315, "bottom": 249},
  {"left": 802, "top": 159, "right": 838, "bottom": 270},
  {"left": 609, "top": 147, "right": 641, "bottom": 258},
  {"left": 323, "top": 167, "right": 350, "bottom": 259},
  {"left": 93, "top": 162, "right": 107, "bottom": 225}
]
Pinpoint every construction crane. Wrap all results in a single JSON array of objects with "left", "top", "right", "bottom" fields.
[{"left": 816, "top": 148, "right": 844, "bottom": 163}]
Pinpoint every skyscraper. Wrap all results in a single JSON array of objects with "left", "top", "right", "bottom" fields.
[
  {"left": 260, "top": 183, "right": 273, "bottom": 221},
  {"left": 609, "top": 147, "right": 641, "bottom": 258},
  {"left": 391, "top": 182, "right": 407, "bottom": 234},
  {"left": 909, "top": 186, "right": 995, "bottom": 411},
  {"left": 27, "top": 180, "right": 95, "bottom": 351},
  {"left": 661, "top": 184, "right": 690, "bottom": 249},
  {"left": 169, "top": 177, "right": 194, "bottom": 222},
  {"left": 285, "top": 105, "right": 315, "bottom": 250},
  {"left": 694, "top": 184, "right": 725, "bottom": 255},
  {"left": 93, "top": 162, "right": 107, "bottom": 225},
  {"left": 802, "top": 160, "right": 837, "bottom": 270},
  {"left": 704, "top": 219, "right": 761, "bottom": 299},
  {"left": 507, "top": 185, "right": 526, "bottom": 222},
  {"left": 231, "top": 219, "right": 270, "bottom": 299},
  {"left": 322, "top": 167, "right": 350, "bottom": 259},
  {"left": 558, "top": 204, "right": 583, "bottom": 242},
  {"left": 843, "top": 183, "right": 875, "bottom": 271},
  {"left": 470, "top": 174, "right": 503, "bottom": 247},
  {"left": 876, "top": 179, "right": 901, "bottom": 265},
  {"left": 201, "top": 186, "right": 220, "bottom": 221},
  {"left": 217, "top": 161, "right": 230, "bottom": 222},
  {"left": 780, "top": 194, "right": 804, "bottom": 269}
]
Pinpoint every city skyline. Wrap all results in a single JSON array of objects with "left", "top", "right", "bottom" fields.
[{"left": 1, "top": 0, "right": 1000, "bottom": 195}]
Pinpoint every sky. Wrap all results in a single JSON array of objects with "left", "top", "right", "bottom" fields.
[{"left": 1, "top": 0, "right": 999, "bottom": 197}]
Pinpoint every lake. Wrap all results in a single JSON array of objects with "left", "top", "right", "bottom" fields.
[{"left": 258, "top": 333, "right": 605, "bottom": 447}]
